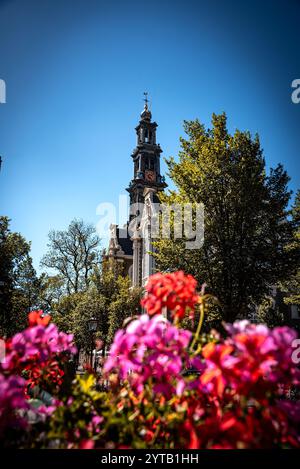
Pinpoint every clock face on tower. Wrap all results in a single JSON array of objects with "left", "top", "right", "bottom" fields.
[{"left": 145, "top": 170, "right": 156, "bottom": 183}]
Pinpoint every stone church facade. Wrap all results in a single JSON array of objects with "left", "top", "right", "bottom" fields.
[{"left": 107, "top": 98, "right": 167, "bottom": 287}]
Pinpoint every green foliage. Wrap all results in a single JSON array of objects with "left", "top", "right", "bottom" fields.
[
  {"left": 44, "top": 374, "right": 185, "bottom": 449},
  {"left": 282, "top": 190, "right": 300, "bottom": 307},
  {"left": 45, "top": 374, "right": 109, "bottom": 448},
  {"left": 51, "top": 291, "right": 85, "bottom": 335},
  {"left": 38, "top": 273, "right": 65, "bottom": 313},
  {"left": 107, "top": 276, "right": 141, "bottom": 344},
  {"left": 256, "top": 295, "right": 285, "bottom": 328},
  {"left": 153, "top": 113, "right": 297, "bottom": 323},
  {"left": 50, "top": 260, "right": 142, "bottom": 352},
  {"left": 0, "top": 216, "right": 39, "bottom": 335},
  {"left": 71, "top": 287, "right": 107, "bottom": 351}
]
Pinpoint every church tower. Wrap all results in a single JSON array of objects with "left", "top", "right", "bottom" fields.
[
  {"left": 106, "top": 95, "right": 166, "bottom": 288},
  {"left": 127, "top": 94, "right": 167, "bottom": 287}
]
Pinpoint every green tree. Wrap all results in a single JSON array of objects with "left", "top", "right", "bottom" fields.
[
  {"left": 282, "top": 190, "right": 300, "bottom": 307},
  {"left": 153, "top": 114, "right": 297, "bottom": 323},
  {"left": 107, "top": 276, "right": 141, "bottom": 344},
  {"left": 41, "top": 219, "right": 101, "bottom": 295},
  {"left": 51, "top": 259, "right": 142, "bottom": 353},
  {"left": 58, "top": 288, "right": 105, "bottom": 353},
  {"left": 0, "top": 216, "right": 39, "bottom": 335},
  {"left": 254, "top": 192, "right": 300, "bottom": 329},
  {"left": 38, "top": 273, "right": 65, "bottom": 313}
]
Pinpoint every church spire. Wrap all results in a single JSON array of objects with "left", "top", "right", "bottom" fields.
[
  {"left": 140, "top": 91, "right": 152, "bottom": 121},
  {"left": 127, "top": 95, "right": 166, "bottom": 194}
]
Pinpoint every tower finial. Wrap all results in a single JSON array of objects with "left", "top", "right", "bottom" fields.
[
  {"left": 143, "top": 91, "right": 149, "bottom": 109},
  {"left": 141, "top": 92, "right": 151, "bottom": 120}
]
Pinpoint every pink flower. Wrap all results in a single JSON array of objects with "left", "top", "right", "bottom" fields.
[
  {"left": 191, "top": 321, "right": 300, "bottom": 404},
  {"left": 0, "top": 374, "right": 28, "bottom": 436},
  {"left": 225, "top": 321, "right": 300, "bottom": 388},
  {"left": 2, "top": 323, "right": 77, "bottom": 372},
  {"left": 104, "top": 314, "right": 191, "bottom": 396},
  {"left": 79, "top": 439, "right": 94, "bottom": 449},
  {"left": 276, "top": 400, "right": 300, "bottom": 424},
  {"left": 0, "top": 374, "right": 27, "bottom": 410}
]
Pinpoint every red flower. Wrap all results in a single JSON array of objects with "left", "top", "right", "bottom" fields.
[
  {"left": 79, "top": 439, "right": 94, "bottom": 449},
  {"left": 182, "top": 419, "right": 201, "bottom": 449},
  {"left": 200, "top": 343, "right": 234, "bottom": 397},
  {"left": 141, "top": 271, "right": 200, "bottom": 320},
  {"left": 28, "top": 310, "right": 51, "bottom": 328}
]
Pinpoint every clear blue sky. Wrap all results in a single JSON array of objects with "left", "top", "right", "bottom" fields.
[{"left": 0, "top": 0, "right": 299, "bottom": 271}]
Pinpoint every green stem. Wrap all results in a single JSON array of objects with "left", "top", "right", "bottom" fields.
[{"left": 190, "top": 301, "right": 205, "bottom": 351}]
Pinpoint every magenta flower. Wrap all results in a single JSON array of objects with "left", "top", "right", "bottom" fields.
[
  {"left": 0, "top": 374, "right": 28, "bottom": 436},
  {"left": 2, "top": 323, "right": 77, "bottom": 372},
  {"left": 225, "top": 321, "right": 300, "bottom": 387},
  {"left": 104, "top": 314, "right": 191, "bottom": 396},
  {"left": 191, "top": 320, "right": 300, "bottom": 401}
]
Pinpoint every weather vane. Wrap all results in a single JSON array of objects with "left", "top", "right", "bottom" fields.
[{"left": 143, "top": 91, "right": 149, "bottom": 107}]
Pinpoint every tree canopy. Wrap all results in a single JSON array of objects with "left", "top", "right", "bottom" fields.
[
  {"left": 40, "top": 219, "right": 101, "bottom": 294},
  {"left": 0, "top": 216, "right": 39, "bottom": 335},
  {"left": 51, "top": 261, "right": 141, "bottom": 352},
  {"left": 153, "top": 113, "right": 298, "bottom": 323},
  {"left": 282, "top": 190, "right": 300, "bottom": 307}
]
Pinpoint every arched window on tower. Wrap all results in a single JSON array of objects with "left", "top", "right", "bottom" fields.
[{"left": 139, "top": 127, "right": 144, "bottom": 144}]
